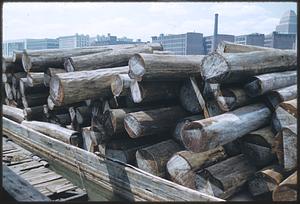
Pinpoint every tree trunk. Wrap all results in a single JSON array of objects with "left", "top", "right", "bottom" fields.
[
  {"left": 201, "top": 50, "right": 296, "bottom": 83},
  {"left": 182, "top": 103, "right": 271, "bottom": 153},
  {"left": 272, "top": 106, "right": 296, "bottom": 134},
  {"left": 167, "top": 146, "right": 227, "bottom": 189},
  {"left": 19, "top": 78, "right": 48, "bottom": 96},
  {"left": 272, "top": 171, "right": 297, "bottom": 201},
  {"left": 195, "top": 154, "right": 256, "bottom": 199},
  {"left": 130, "top": 81, "right": 181, "bottom": 103},
  {"left": 180, "top": 79, "right": 202, "bottom": 114},
  {"left": 216, "top": 41, "right": 277, "bottom": 54},
  {"left": 244, "top": 71, "right": 297, "bottom": 97},
  {"left": 216, "top": 87, "right": 253, "bottom": 112},
  {"left": 50, "top": 66, "right": 128, "bottom": 106},
  {"left": 27, "top": 72, "right": 44, "bottom": 87},
  {"left": 266, "top": 85, "right": 297, "bottom": 110},
  {"left": 44, "top": 68, "right": 65, "bottom": 87},
  {"left": 128, "top": 53, "right": 204, "bottom": 81},
  {"left": 22, "top": 93, "right": 48, "bottom": 108},
  {"left": 173, "top": 115, "right": 204, "bottom": 146},
  {"left": 124, "top": 106, "right": 189, "bottom": 138},
  {"left": 23, "top": 106, "right": 45, "bottom": 121},
  {"left": 111, "top": 74, "right": 134, "bottom": 97},
  {"left": 248, "top": 165, "right": 284, "bottom": 198},
  {"left": 21, "top": 120, "right": 82, "bottom": 147},
  {"left": 65, "top": 43, "right": 162, "bottom": 72},
  {"left": 3, "top": 105, "right": 25, "bottom": 123},
  {"left": 279, "top": 99, "right": 297, "bottom": 118},
  {"left": 136, "top": 139, "right": 183, "bottom": 178}
]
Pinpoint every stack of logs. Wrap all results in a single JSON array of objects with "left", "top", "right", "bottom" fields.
[{"left": 2, "top": 41, "right": 297, "bottom": 201}]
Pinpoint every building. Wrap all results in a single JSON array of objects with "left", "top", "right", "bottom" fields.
[
  {"left": 204, "top": 34, "right": 235, "bottom": 54},
  {"left": 2, "top": 38, "right": 59, "bottom": 57},
  {"left": 276, "top": 10, "right": 297, "bottom": 34},
  {"left": 58, "top": 33, "right": 89, "bottom": 49},
  {"left": 234, "top": 33, "right": 265, "bottom": 46},
  {"left": 264, "top": 31, "right": 296, "bottom": 49},
  {"left": 90, "top": 33, "right": 142, "bottom": 46},
  {"left": 151, "top": 32, "right": 205, "bottom": 55}
]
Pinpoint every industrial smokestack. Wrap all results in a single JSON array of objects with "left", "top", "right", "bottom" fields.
[{"left": 212, "top": 13, "right": 219, "bottom": 51}]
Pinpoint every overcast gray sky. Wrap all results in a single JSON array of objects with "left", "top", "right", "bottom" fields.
[{"left": 3, "top": 2, "right": 297, "bottom": 41}]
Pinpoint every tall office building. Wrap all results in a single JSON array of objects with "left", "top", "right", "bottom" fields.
[
  {"left": 151, "top": 32, "right": 205, "bottom": 55},
  {"left": 204, "top": 34, "right": 235, "bottom": 54},
  {"left": 264, "top": 31, "right": 296, "bottom": 49},
  {"left": 276, "top": 10, "right": 297, "bottom": 34},
  {"left": 58, "top": 33, "right": 89, "bottom": 49},
  {"left": 234, "top": 33, "right": 265, "bottom": 46}
]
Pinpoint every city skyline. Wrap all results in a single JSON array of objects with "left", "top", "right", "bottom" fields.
[{"left": 3, "top": 2, "right": 297, "bottom": 42}]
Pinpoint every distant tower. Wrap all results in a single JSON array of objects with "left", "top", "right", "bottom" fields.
[
  {"left": 276, "top": 10, "right": 297, "bottom": 34},
  {"left": 212, "top": 13, "right": 219, "bottom": 50}
]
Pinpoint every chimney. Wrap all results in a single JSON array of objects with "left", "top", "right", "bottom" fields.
[{"left": 212, "top": 13, "right": 219, "bottom": 51}]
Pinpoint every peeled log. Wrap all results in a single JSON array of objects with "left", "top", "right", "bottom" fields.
[
  {"left": 166, "top": 146, "right": 227, "bottom": 189},
  {"left": 124, "top": 106, "right": 189, "bottom": 138},
  {"left": 23, "top": 106, "right": 45, "bottom": 121},
  {"left": 111, "top": 74, "right": 134, "bottom": 97},
  {"left": 195, "top": 154, "right": 256, "bottom": 199},
  {"left": 136, "top": 139, "right": 183, "bottom": 178},
  {"left": 44, "top": 68, "right": 65, "bottom": 87},
  {"left": 182, "top": 103, "right": 271, "bottom": 153},
  {"left": 248, "top": 165, "right": 284, "bottom": 198},
  {"left": 50, "top": 66, "right": 128, "bottom": 106},
  {"left": 272, "top": 171, "right": 297, "bottom": 201},
  {"left": 180, "top": 79, "right": 202, "bottom": 114},
  {"left": 3, "top": 105, "right": 25, "bottom": 123},
  {"left": 216, "top": 87, "right": 253, "bottom": 112},
  {"left": 244, "top": 71, "right": 297, "bottom": 97},
  {"left": 279, "top": 99, "right": 297, "bottom": 118},
  {"left": 201, "top": 50, "right": 296, "bottom": 84},
  {"left": 21, "top": 120, "right": 82, "bottom": 147},
  {"left": 272, "top": 106, "right": 296, "bottom": 134},
  {"left": 65, "top": 43, "right": 162, "bottom": 72},
  {"left": 216, "top": 41, "right": 276, "bottom": 54},
  {"left": 128, "top": 53, "right": 204, "bottom": 81}
]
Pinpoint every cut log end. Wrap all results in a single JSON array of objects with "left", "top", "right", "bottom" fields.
[
  {"left": 124, "top": 114, "right": 142, "bottom": 138},
  {"left": 201, "top": 53, "right": 228, "bottom": 83},
  {"left": 64, "top": 58, "right": 75, "bottom": 72},
  {"left": 182, "top": 123, "right": 207, "bottom": 153},
  {"left": 128, "top": 54, "right": 145, "bottom": 81},
  {"left": 49, "top": 76, "right": 63, "bottom": 106},
  {"left": 244, "top": 79, "right": 262, "bottom": 97},
  {"left": 111, "top": 75, "right": 124, "bottom": 97},
  {"left": 136, "top": 150, "right": 159, "bottom": 176},
  {"left": 21, "top": 52, "right": 31, "bottom": 72},
  {"left": 216, "top": 90, "right": 236, "bottom": 112}
]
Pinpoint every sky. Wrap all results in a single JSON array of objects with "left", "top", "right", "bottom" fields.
[{"left": 3, "top": 2, "right": 297, "bottom": 42}]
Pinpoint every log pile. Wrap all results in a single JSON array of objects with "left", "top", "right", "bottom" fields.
[{"left": 2, "top": 41, "right": 297, "bottom": 201}]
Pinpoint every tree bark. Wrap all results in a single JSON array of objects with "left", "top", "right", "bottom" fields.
[
  {"left": 50, "top": 66, "right": 128, "bottom": 106},
  {"left": 21, "top": 120, "right": 82, "bottom": 147},
  {"left": 279, "top": 99, "right": 297, "bottom": 118},
  {"left": 128, "top": 53, "right": 204, "bottom": 81},
  {"left": 111, "top": 74, "right": 134, "bottom": 97},
  {"left": 182, "top": 103, "right": 271, "bottom": 153},
  {"left": 3, "top": 105, "right": 25, "bottom": 123},
  {"left": 195, "top": 154, "right": 256, "bottom": 199},
  {"left": 180, "top": 79, "right": 202, "bottom": 114},
  {"left": 152, "top": 50, "right": 175, "bottom": 55},
  {"left": 272, "top": 171, "right": 297, "bottom": 201},
  {"left": 65, "top": 43, "right": 162, "bottom": 72},
  {"left": 124, "top": 106, "right": 189, "bottom": 138},
  {"left": 244, "top": 71, "right": 297, "bottom": 97},
  {"left": 167, "top": 146, "right": 227, "bottom": 189},
  {"left": 272, "top": 106, "right": 296, "bottom": 134},
  {"left": 23, "top": 106, "right": 45, "bottom": 121},
  {"left": 44, "top": 68, "right": 65, "bottom": 87},
  {"left": 136, "top": 139, "right": 183, "bottom": 178},
  {"left": 216, "top": 41, "right": 277, "bottom": 54},
  {"left": 201, "top": 50, "right": 297, "bottom": 83},
  {"left": 22, "top": 93, "right": 48, "bottom": 108}
]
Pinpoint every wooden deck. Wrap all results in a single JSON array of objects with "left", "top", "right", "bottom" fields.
[{"left": 2, "top": 136, "right": 87, "bottom": 201}]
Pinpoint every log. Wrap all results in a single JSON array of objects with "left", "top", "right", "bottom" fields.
[
  {"left": 241, "top": 126, "right": 275, "bottom": 148},
  {"left": 12, "top": 50, "right": 23, "bottom": 64},
  {"left": 201, "top": 50, "right": 297, "bottom": 83},
  {"left": 272, "top": 106, "right": 296, "bottom": 134},
  {"left": 2, "top": 56, "right": 23, "bottom": 73},
  {"left": 195, "top": 154, "right": 256, "bottom": 199},
  {"left": 216, "top": 87, "right": 253, "bottom": 112},
  {"left": 167, "top": 146, "right": 228, "bottom": 189},
  {"left": 130, "top": 81, "right": 181, "bottom": 103},
  {"left": 180, "top": 79, "right": 202, "bottom": 114},
  {"left": 4, "top": 83, "right": 13, "bottom": 100},
  {"left": 128, "top": 53, "right": 204, "bottom": 81},
  {"left": 82, "top": 126, "right": 104, "bottom": 152},
  {"left": 75, "top": 106, "right": 91, "bottom": 126},
  {"left": 248, "top": 165, "right": 284, "bottom": 198},
  {"left": 27, "top": 72, "right": 44, "bottom": 87},
  {"left": 22, "top": 93, "right": 48, "bottom": 108},
  {"left": 182, "top": 103, "right": 271, "bottom": 153},
  {"left": 136, "top": 139, "right": 183, "bottom": 177},
  {"left": 272, "top": 171, "right": 297, "bottom": 201},
  {"left": 124, "top": 106, "right": 189, "bottom": 138},
  {"left": 23, "top": 106, "right": 45, "bottom": 121},
  {"left": 111, "top": 74, "right": 135, "bottom": 97},
  {"left": 189, "top": 77, "right": 209, "bottom": 118},
  {"left": 173, "top": 115, "right": 204, "bottom": 146},
  {"left": 152, "top": 50, "right": 175, "bottom": 55},
  {"left": 244, "top": 71, "right": 297, "bottom": 97},
  {"left": 19, "top": 78, "right": 48, "bottom": 96},
  {"left": 44, "top": 68, "right": 65, "bottom": 87},
  {"left": 273, "top": 124, "right": 297, "bottom": 171},
  {"left": 203, "top": 82, "right": 220, "bottom": 101},
  {"left": 266, "top": 84, "right": 297, "bottom": 110},
  {"left": 65, "top": 43, "right": 162, "bottom": 72},
  {"left": 3, "top": 105, "right": 25, "bottom": 123},
  {"left": 216, "top": 41, "right": 276, "bottom": 54},
  {"left": 22, "top": 45, "right": 126, "bottom": 72},
  {"left": 12, "top": 72, "right": 27, "bottom": 88},
  {"left": 21, "top": 120, "right": 82, "bottom": 147},
  {"left": 2, "top": 73, "right": 12, "bottom": 83},
  {"left": 50, "top": 66, "right": 128, "bottom": 106},
  {"left": 53, "top": 113, "right": 72, "bottom": 126},
  {"left": 279, "top": 99, "right": 297, "bottom": 118}
]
